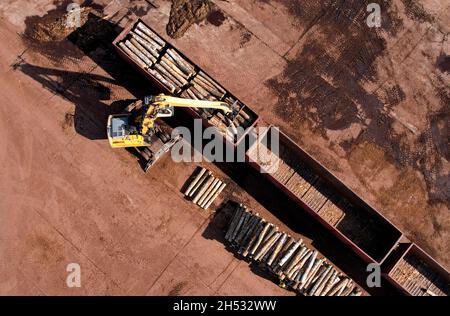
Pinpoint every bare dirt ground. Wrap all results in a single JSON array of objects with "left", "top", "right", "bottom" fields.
[{"left": 0, "top": 0, "right": 448, "bottom": 295}]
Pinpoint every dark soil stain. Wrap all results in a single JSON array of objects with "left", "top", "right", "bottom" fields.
[
  {"left": 267, "top": 1, "right": 390, "bottom": 133},
  {"left": 207, "top": 9, "right": 226, "bottom": 27},
  {"left": 61, "top": 111, "right": 75, "bottom": 130},
  {"left": 166, "top": 0, "right": 212, "bottom": 38},
  {"left": 401, "top": 0, "right": 435, "bottom": 24},
  {"left": 423, "top": 86, "right": 450, "bottom": 203},
  {"left": 239, "top": 30, "right": 252, "bottom": 47},
  {"left": 384, "top": 84, "right": 406, "bottom": 107},
  {"left": 168, "top": 281, "right": 188, "bottom": 296},
  {"left": 436, "top": 53, "right": 450, "bottom": 74}
]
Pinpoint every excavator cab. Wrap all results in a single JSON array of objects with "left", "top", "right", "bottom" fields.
[
  {"left": 107, "top": 114, "right": 148, "bottom": 148},
  {"left": 107, "top": 99, "right": 181, "bottom": 171}
]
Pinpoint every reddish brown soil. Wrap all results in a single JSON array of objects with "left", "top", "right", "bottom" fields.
[{"left": 0, "top": 0, "right": 448, "bottom": 296}]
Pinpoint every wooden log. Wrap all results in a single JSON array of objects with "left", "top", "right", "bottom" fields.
[
  {"left": 133, "top": 28, "right": 163, "bottom": 51},
  {"left": 322, "top": 273, "right": 340, "bottom": 296},
  {"left": 308, "top": 265, "right": 332, "bottom": 296},
  {"left": 203, "top": 182, "right": 226, "bottom": 209},
  {"left": 130, "top": 32, "right": 160, "bottom": 58},
  {"left": 159, "top": 59, "right": 188, "bottom": 86},
  {"left": 260, "top": 232, "right": 283, "bottom": 263},
  {"left": 249, "top": 222, "right": 272, "bottom": 257},
  {"left": 271, "top": 236, "right": 294, "bottom": 268},
  {"left": 277, "top": 240, "right": 302, "bottom": 268},
  {"left": 231, "top": 210, "right": 250, "bottom": 243},
  {"left": 136, "top": 22, "right": 165, "bottom": 47},
  {"left": 197, "top": 71, "right": 226, "bottom": 94},
  {"left": 199, "top": 180, "right": 222, "bottom": 208},
  {"left": 166, "top": 48, "right": 195, "bottom": 74},
  {"left": 189, "top": 171, "right": 211, "bottom": 197},
  {"left": 119, "top": 42, "right": 147, "bottom": 69},
  {"left": 241, "top": 220, "right": 265, "bottom": 257},
  {"left": 225, "top": 205, "right": 244, "bottom": 241},
  {"left": 300, "top": 258, "right": 324, "bottom": 290},
  {"left": 192, "top": 77, "right": 224, "bottom": 99},
  {"left": 184, "top": 168, "right": 207, "bottom": 196},
  {"left": 235, "top": 213, "right": 259, "bottom": 246},
  {"left": 164, "top": 52, "right": 193, "bottom": 77},
  {"left": 299, "top": 250, "right": 318, "bottom": 286},
  {"left": 289, "top": 249, "right": 313, "bottom": 280},
  {"left": 161, "top": 56, "right": 189, "bottom": 80},
  {"left": 129, "top": 38, "right": 157, "bottom": 64},
  {"left": 284, "top": 247, "right": 307, "bottom": 276},
  {"left": 238, "top": 216, "right": 263, "bottom": 251},
  {"left": 314, "top": 267, "right": 335, "bottom": 296},
  {"left": 267, "top": 233, "right": 287, "bottom": 266},
  {"left": 341, "top": 282, "right": 355, "bottom": 296},
  {"left": 194, "top": 73, "right": 222, "bottom": 93},
  {"left": 184, "top": 88, "right": 198, "bottom": 100},
  {"left": 227, "top": 206, "right": 246, "bottom": 242},
  {"left": 337, "top": 280, "right": 353, "bottom": 296},
  {"left": 124, "top": 40, "right": 153, "bottom": 67},
  {"left": 328, "top": 277, "right": 349, "bottom": 296},
  {"left": 197, "top": 178, "right": 220, "bottom": 206},
  {"left": 254, "top": 231, "right": 280, "bottom": 261},
  {"left": 154, "top": 63, "right": 183, "bottom": 88},
  {"left": 192, "top": 175, "right": 215, "bottom": 204}
]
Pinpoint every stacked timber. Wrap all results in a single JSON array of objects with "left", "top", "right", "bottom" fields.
[
  {"left": 390, "top": 254, "right": 449, "bottom": 296},
  {"left": 180, "top": 75, "right": 255, "bottom": 140},
  {"left": 225, "top": 205, "right": 363, "bottom": 296},
  {"left": 118, "top": 22, "right": 194, "bottom": 94},
  {"left": 184, "top": 168, "right": 227, "bottom": 210},
  {"left": 182, "top": 71, "right": 226, "bottom": 101},
  {"left": 223, "top": 96, "right": 255, "bottom": 131}
]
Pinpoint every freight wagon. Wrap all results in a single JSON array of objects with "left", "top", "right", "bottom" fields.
[
  {"left": 245, "top": 126, "right": 403, "bottom": 265},
  {"left": 382, "top": 243, "right": 450, "bottom": 296}
]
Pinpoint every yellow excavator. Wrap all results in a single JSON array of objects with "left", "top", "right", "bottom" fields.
[{"left": 107, "top": 94, "right": 236, "bottom": 171}]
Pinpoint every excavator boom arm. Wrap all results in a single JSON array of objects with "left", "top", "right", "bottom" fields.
[
  {"left": 149, "top": 95, "right": 232, "bottom": 114},
  {"left": 141, "top": 94, "right": 233, "bottom": 135}
]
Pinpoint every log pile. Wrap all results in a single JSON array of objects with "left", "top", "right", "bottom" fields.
[
  {"left": 184, "top": 167, "right": 227, "bottom": 209},
  {"left": 390, "top": 254, "right": 449, "bottom": 296},
  {"left": 225, "top": 204, "right": 363, "bottom": 296},
  {"left": 118, "top": 22, "right": 194, "bottom": 94}
]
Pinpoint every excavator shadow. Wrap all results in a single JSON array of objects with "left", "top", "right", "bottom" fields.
[
  {"left": 19, "top": 63, "right": 136, "bottom": 140},
  {"left": 18, "top": 12, "right": 159, "bottom": 142}
]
